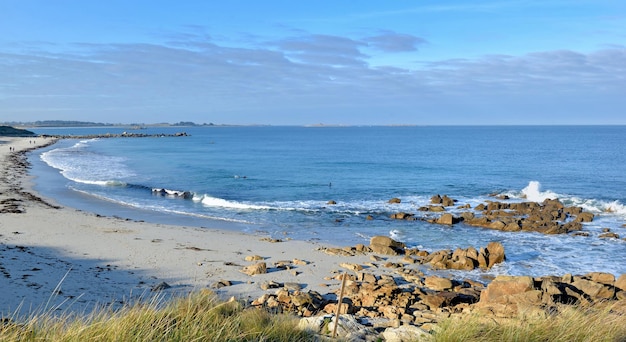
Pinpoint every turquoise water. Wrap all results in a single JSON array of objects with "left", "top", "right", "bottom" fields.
[{"left": 30, "top": 126, "right": 626, "bottom": 279}]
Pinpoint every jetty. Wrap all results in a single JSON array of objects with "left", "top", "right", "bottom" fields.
[{"left": 39, "top": 131, "right": 190, "bottom": 139}]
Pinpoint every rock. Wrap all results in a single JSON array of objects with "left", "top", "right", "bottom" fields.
[
  {"left": 431, "top": 194, "right": 442, "bottom": 204},
  {"left": 151, "top": 282, "right": 171, "bottom": 291},
  {"left": 599, "top": 232, "right": 620, "bottom": 239},
  {"left": 292, "top": 258, "right": 309, "bottom": 266},
  {"left": 437, "top": 213, "right": 456, "bottom": 225},
  {"left": 210, "top": 280, "right": 232, "bottom": 289},
  {"left": 326, "top": 315, "right": 370, "bottom": 338},
  {"left": 428, "top": 205, "right": 446, "bottom": 212},
  {"left": 424, "top": 276, "right": 453, "bottom": 291},
  {"left": 388, "top": 197, "right": 402, "bottom": 204},
  {"left": 260, "top": 280, "right": 281, "bottom": 290},
  {"left": 284, "top": 282, "right": 303, "bottom": 291},
  {"left": 441, "top": 195, "right": 456, "bottom": 207},
  {"left": 575, "top": 212, "right": 595, "bottom": 222},
  {"left": 241, "top": 262, "right": 267, "bottom": 276},
  {"left": 382, "top": 325, "right": 430, "bottom": 342},
  {"left": 327, "top": 200, "right": 337, "bottom": 205},
  {"left": 485, "top": 241, "right": 506, "bottom": 268},
  {"left": 340, "top": 263, "right": 364, "bottom": 272},
  {"left": 586, "top": 272, "right": 615, "bottom": 285},
  {"left": 245, "top": 255, "right": 264, "bottom": 261},
  {"left": 478, "top": 275, "right": 534, "bottom": 304},
  {"left": 291, "top": 291, "right": 313, "bottom": 306},
  {"left": 370, "top": 236, "right": 405, "bottom": 255},
  {"left": 572, "top": 277, "right": 615, "bottom": 300},
  {"left": 615, "top": 274, "right": 626, "bottom": 291}
]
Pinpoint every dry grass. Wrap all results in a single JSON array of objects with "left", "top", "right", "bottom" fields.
[
  {"left": 0, "top": 290, "right": 315, "bottom": 341},
  {"left": 433, "top": 302, "right": 626, "bottom": 342}
]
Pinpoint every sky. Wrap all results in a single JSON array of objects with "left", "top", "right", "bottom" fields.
[{"left": 1, "top": 1, "right": 625, "bottom": 125}]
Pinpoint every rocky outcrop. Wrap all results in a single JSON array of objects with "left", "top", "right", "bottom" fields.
[
  {"left": 476, "top": 272, "right": 625, "bottom": 317},
  {"left": 391, "top": 195, "right": 600, "bottom": 237}
]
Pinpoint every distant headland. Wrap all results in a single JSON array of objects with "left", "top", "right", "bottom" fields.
[
  {"left": 0, "top": 126, "right": 37, "bottom": 137},
  {"left": 1, "top": 120, "right": 215, "bottom": 128}
]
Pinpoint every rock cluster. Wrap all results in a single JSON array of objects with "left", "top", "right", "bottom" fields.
[
  {"left": 235, "top": 232, "right": 626, "bottom": 340},
  {"left": 320, "top": 236, "right": 506, "bottom": 272},
  {"left": 389, "top": 194, "right": 602, "bottom": 236},
  {"left": 250, "top": 269, "right": 626, "bottom": 340},
  {"left": 476, "top": 272, "right": 626, "bottom": 317}
]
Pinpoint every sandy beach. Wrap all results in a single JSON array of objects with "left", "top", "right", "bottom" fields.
[{"left": 0, "top": 137, "right": 376, "bottom": 317}]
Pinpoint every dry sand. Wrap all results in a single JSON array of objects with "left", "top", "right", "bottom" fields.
[{"left": 0, "top": 137, "right": 376, "bottom": 317}]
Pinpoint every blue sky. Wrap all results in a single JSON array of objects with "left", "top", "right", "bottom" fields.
[{"left": 1, "top": 1, "right": 625, "bottom": 125}]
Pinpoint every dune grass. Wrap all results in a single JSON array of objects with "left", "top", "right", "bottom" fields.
[
  {"left": 3, "top": 289, "right": 625, "bottom": 342},
  {"left": 433, "top": 302, "right": 626, "bottom": 342},
  {"left": 0, "top": 290, "right": 315, "bottom": 341}
]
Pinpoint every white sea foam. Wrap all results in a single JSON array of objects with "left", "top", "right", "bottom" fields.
[
  {"left": 198, "top": 195, "right": 272, "bottom": 210},
  {"left": 40, "top": 139, "right": 135, "bottom": 186},
  {"left": 521, "top": 181, "right": 559, "bottom": 202}
]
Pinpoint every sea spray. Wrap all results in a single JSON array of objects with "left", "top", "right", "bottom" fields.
[{"left": 521, "top": 181, "right": 559, "bottom": 202}]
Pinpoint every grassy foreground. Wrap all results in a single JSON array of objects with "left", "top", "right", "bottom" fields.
[
  {"left": 2, "top": 290, "right": 625, "bottom": 341},
  {"left": 433, "top": 302, "right": 626, "bottom": 342},
  {"left": 0, "top": 290, "right": 314, "bottom": 341}
]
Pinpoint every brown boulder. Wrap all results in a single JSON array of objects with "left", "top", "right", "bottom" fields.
[
  {"left": 485, "top": 241, "right": 506, "bottom": 268},
  {"left": 437, "top": 213, "right": 457, "bottom": 225},
  {"left": 478, "top": 275, "right": 535, "bottom": 304},
  {"left": 575, "top": 212, "right": 595, "bottom": 222},
  {"left": 370, "top": 236, "right": 406, "bottom": 255},
  {"left": 241, "top": 262, "right": 267, "bottom": 276},
  {"left": 388, "top": 197, "right": 402, "bottom": 204},
  {"left": 424, "top": 276, "right": 453, "bottom": 291},
  {"left": 572, "top": 277, "right": 615, "bottom": 300}
]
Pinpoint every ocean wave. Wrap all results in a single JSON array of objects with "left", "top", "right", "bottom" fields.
[
  {"left": 40, "top": 139, "right": 136, "bottom": 185},
  {"left": 504, "top": 181, "right": 626, "bottom": 219},
  {"left": 521, "top": 181, "right": 559, "bottom": 202},
  {"left": 195, "top": 194, "right": 273, "bottom": 210}
]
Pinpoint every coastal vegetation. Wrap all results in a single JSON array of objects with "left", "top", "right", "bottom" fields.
[
  {"left": 1, "top": 291, "right": 624, "bottom": 341},
  {"left": 0, "top": 291, "right": 312, "bottom": 341},
  {"left": 0, "top": 126, "right": 36, "bottom": 137}
]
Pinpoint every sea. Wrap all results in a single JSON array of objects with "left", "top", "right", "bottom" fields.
[{"left": 28, "top": 125, "right": 626, "bottom": 281}]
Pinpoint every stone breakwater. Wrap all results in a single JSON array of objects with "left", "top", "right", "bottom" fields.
[
  {"left": 39, "top": 131, "right": 190, "bottom": 139},
  {"left": 226, "top": 235, "right": 626, "bottom": 341}
]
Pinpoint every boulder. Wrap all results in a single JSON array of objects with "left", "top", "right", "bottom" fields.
[
  {"left": 575, "top": 212, "right": 595, "bottom": 222},
  {"left": 370, "top": 236, "right": 405, "bottom": 255},
  {"left": 485, "top": 241, "right": 506, "bottom": 268},
  {"left": 478, "top": 275, "right": 534, "bottom": 304},
  {"left": 424, "top": 276, "right": 453, "bottom": 291},
  {"left": 388, "top": 197, "right": 402, "bottom": 204},
  {"left": 437, "top": 213, "right": 458, "bottom": 225},
  {"left": 572, "top": 277, "right": 615, "bottom": 300},
  {"left": 241, "top": 262, "right": 267, "bottom": 276},
  {"left": 441, "top": 195, "right": 456, "bottom": 207},
  {"left": 382, "top": 325, "right": 430, "bottom": 342}
]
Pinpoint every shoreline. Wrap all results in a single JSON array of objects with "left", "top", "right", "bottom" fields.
[
  {"left": 2, "top": 137, "right": 625, "bottom": 339},
  {"left": 0, "top": 137, "right": 377, "bottom": 316}
]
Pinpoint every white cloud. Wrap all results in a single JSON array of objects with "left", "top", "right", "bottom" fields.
[{"left": 1, "top": 35, "right": 624, "bottom": 124}]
